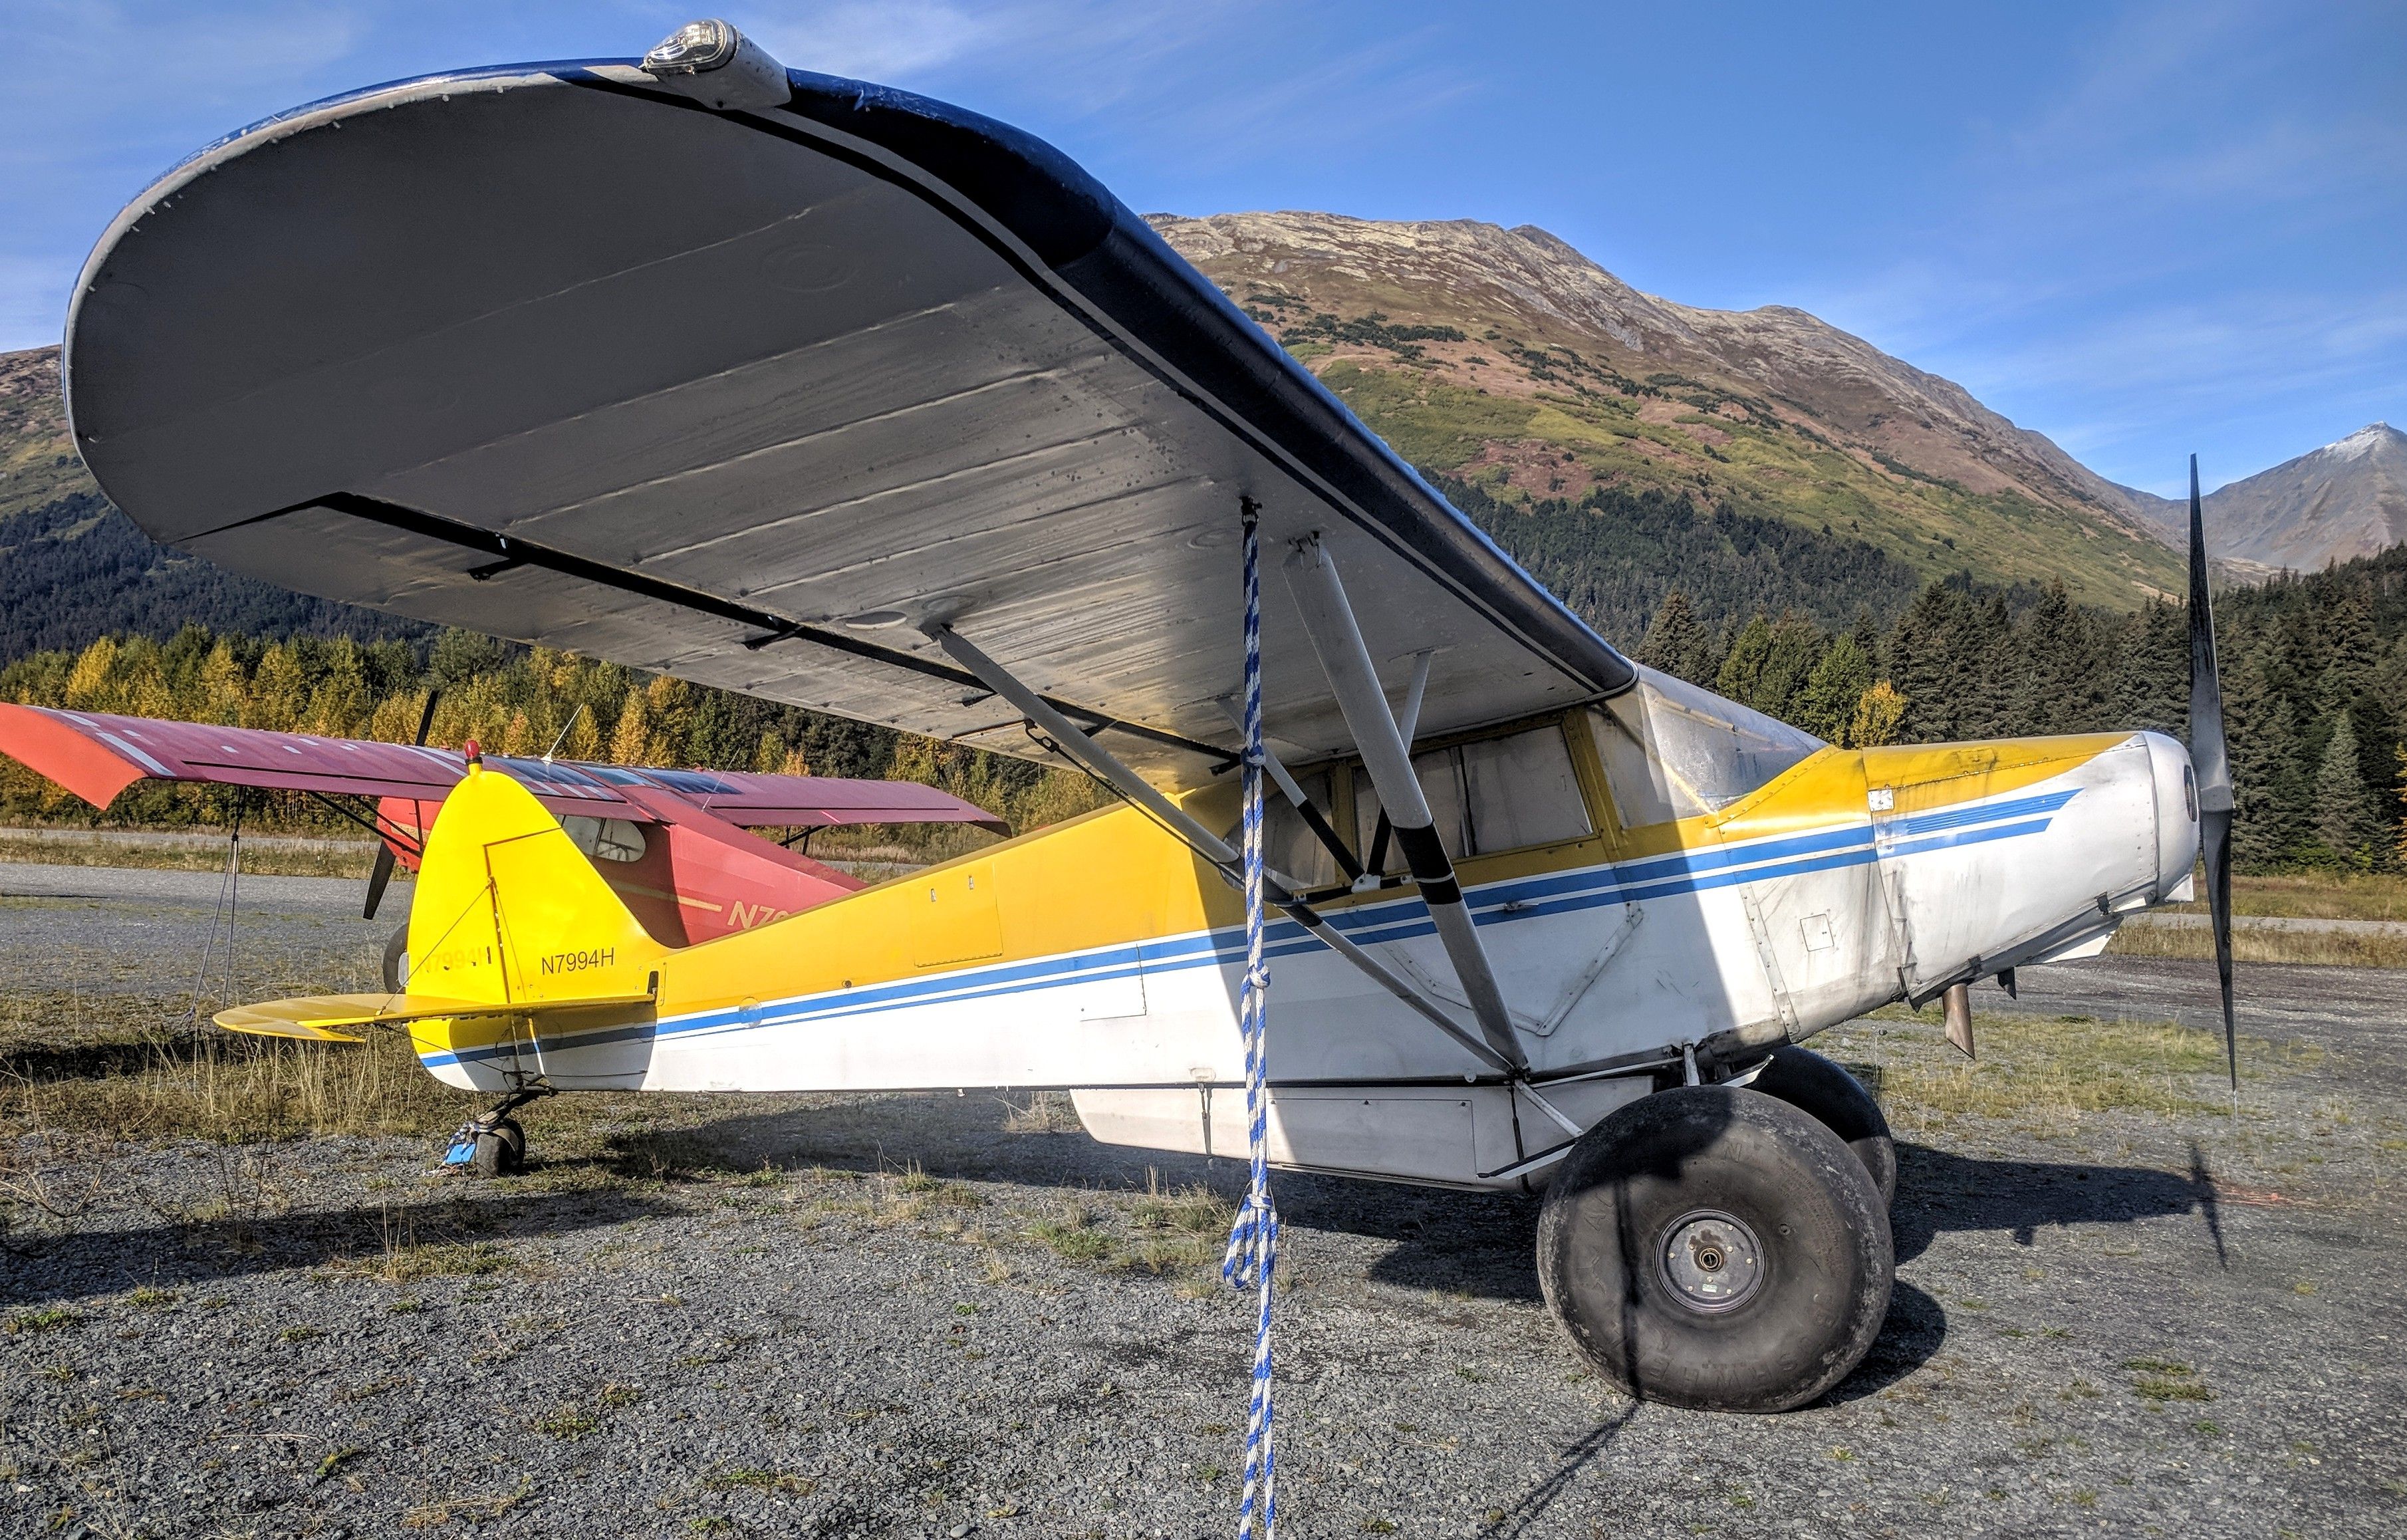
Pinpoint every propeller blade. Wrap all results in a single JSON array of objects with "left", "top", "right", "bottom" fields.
[
  {"left": 363, "top": 841, "right": 397, "bottom": 920},
  {"left": 2186, "top": 453, "right": 2237, "bottom": 1092}
]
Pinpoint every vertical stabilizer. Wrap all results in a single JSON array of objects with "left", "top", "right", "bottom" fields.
[{"left": 406, "top": 761, "right": 667, "bottom": 1009}]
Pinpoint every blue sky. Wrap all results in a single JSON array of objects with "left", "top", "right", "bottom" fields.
[{"left": 3, "top": 1, "right": 2398, "bottom": 495}]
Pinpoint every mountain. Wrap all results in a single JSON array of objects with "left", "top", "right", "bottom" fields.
[
  {"left": 1153, "top": 213, "right": 2186, "bottom": 606},
  {"left": 0, "top": 207, "right": 2250, "bottom": 661},
  {"left": 0, "top": 346, "right": 412, "bottom": 658},
  {"left": 2109, "top": 424, "right": 2407, "bottom": 575}
]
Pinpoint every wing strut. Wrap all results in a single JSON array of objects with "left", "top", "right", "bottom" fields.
[
  {"left": 1283, "top": 536, "right": 1528, "bottom": 1073},
  {"left": 922, "top": 616, "right": 1511, "bottom": 1077}
]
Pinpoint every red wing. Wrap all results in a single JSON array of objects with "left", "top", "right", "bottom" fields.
[
  {"left": 0, "top": 704, "right": 1006, "bottom": 831},
  {"left": 0, "top": 703, "right": 554, "bottom": 807},
  {"left": 563, "top": 763, "right": 1009, "bottom": 831}
]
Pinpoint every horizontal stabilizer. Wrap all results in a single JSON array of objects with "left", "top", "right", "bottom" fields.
[{"left": 213, "top": 990, "right": 656, "bottom": 1040}]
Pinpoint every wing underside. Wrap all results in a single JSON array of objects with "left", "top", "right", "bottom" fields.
[{"left": 66, "top": 61, "right": 1633, "bottom": 790}]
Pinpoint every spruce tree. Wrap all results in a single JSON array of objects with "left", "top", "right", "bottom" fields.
[
  {"left": 1846, "top": 606, "right": 1884, "bottom": 684},
  {"left": 1791, "top": 633, "right": 1872, "bottom": 743},
  {"left": 1638, "top": 590, "right": 1711, "bottom": 684},
  {"left": 2315, "top": 595, "right": 2381, "bottom": 716},
  {"left": 1886, "top": 583, "right": 1962, "bottom": 742},
  {"left": 2110, "top": 601, "right": 2186, "bottom": 737},
  {"left": 2313, "top": 710, "right": 2380, "bottom": 867},
  {"left": 1755, "top": 612, "right": 1825, "bottom": 720},
  {"left": 2225, "top": 648, "right": 2308, "bottom": 868},
  {"left": 1716, "top": 613, "right": 1775, "bottom": 706}
]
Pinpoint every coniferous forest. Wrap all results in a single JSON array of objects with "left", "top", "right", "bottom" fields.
[
  {"left": 0, "top": 627, "right": 1106, "bottom": 840},
  {"left": 1621, "top": 555, "right": 2407, "bottom": 874},
  {"left": 7, "top": 484, "right": 2407, "bottom": 874}
]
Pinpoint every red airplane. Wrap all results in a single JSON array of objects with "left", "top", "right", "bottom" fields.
[{"left": 0, "top": 702, "right": 1007, "bottom": 984}]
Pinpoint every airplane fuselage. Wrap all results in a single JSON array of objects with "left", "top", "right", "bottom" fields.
[{"left": 401, "top": 700, "right": 2198, "bottom": 1190}]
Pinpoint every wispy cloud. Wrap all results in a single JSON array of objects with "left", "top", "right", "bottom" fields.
[
  {"left": 745, "top": 0, "right": 1479, "bottom": 172},
  {"left": 742, "top": 1, "right": 1010, "bottom": 83},
  {"left": 1779, "top": 0, "right": 2406, "bottom": 490}
]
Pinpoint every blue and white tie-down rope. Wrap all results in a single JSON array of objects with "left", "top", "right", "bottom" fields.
[{"left": 1221, "top": 503, "right": 1279, "bottom": 1539}]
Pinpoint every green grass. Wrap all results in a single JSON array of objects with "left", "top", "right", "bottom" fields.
[
  {"left": 5, "top": 1307, "right": 81, "bottom": 1333},
  {"left": 2122, "top": 1358, "right": 2216, "bottom": 1402},
  {"left": 1029, "top": 1203, "right": 1115, "bottom": 1263},
  {"left": 701, "top": 1466, "right": 815, "bottom": 1495}
]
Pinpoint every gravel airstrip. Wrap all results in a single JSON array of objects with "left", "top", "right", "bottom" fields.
[{"left": 3, "top": 864, "right": 2403, "bottom": 1538}]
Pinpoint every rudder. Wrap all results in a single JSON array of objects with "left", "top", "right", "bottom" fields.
[{"left": 406, "top": 761, "right": 668, "bottom": 1011}]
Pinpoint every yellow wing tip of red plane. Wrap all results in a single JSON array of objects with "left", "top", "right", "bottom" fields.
[{"left": 212, "top": 992, "right": 498, "bottom": 1040}]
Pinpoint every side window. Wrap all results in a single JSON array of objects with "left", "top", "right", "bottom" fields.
[
  {"left": 1354, "top": 751, "right": 1468, "bottom": 875},
  {"left": 1260, "top": 769, "right": 1338, "bottom": 890},
  {"left": 1461, "top": 727, "right": 1591, "bottom": 851},
  {"left": 561, "top": 815, "right": 648, "bottom": 862},
  {"left": 1353, "top": 725, "right": 1590, "bottom": 870}
]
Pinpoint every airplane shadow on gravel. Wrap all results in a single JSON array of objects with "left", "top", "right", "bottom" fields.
[
  {"left": 667, "top": 1098, "right": 2221, "bottom": 1400},
  {"left": 3, "top": 1188, "right": 680, "bottom": 1305}
]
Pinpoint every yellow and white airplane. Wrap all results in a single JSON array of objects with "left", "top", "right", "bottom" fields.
[{"left": 62, "top": 21, "right": 2233, "bottom": 1414}]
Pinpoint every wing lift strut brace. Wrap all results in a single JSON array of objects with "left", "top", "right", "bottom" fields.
[
  {"left": 922, "top": 622, "right": 1521, "bottom": 1081},
  {"left": 1281, "top": 535, "right": 1529, "bottom": 1076}
]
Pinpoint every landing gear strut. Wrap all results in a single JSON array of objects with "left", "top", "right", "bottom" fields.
[{"left": 443, "top": 1085, "right": 553, "bottom": 1176}]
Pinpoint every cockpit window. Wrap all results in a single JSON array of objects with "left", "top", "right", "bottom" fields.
[
  {"left": 561, "top": 815, "right": 648, "bottom": 863},
  {"left": 1592, "top": 668, "right": 1822, "bottom": 827}
]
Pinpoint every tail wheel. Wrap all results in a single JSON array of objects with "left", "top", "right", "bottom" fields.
[
  {"left": 380, "top": 924, "right": 411, "bottom": 994},
  {"left": 1537, "top": 1086, "right": 1892, "bottom": 1413},
  {"left": 467, "top": 1118, "right": 525, "bottom": 1178},
  {"left": 1746, "top": 1045, "right": 1896, "bottom": 1206}
]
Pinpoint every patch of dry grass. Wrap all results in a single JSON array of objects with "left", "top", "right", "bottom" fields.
[
  {"left": 2109, "top": 922, "right": 2407, "bottom": 969},
  {"left": 1001, "top": 1091, "right": 1086, "bottom": 1134},
  {"left": 1840, "top": 1009, "right": 2318, "bottom": 1136},
  {"left": 1123, "top": 1176, "right": 1233, "bottom": 1277},
  {"left": 0, "top": 827, "right": 388, "bottom": 879},
  {"left": 1, "top": 1008, "right": 472, "bottom": 1145},
  {"left": 2166, "top": 868, "right": 2407, "bottom": 923},
  {"left": 402, "top": 1475, "right": 534, "bottom": 1529}
]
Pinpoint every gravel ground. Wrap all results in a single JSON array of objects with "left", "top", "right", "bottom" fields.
[{"left": 3, "top": 867, "right": 2404, "bottom": 1539}]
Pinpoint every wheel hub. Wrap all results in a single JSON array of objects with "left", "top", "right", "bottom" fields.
[{"left": 1659, "top": 1210, "right": 1764, "bottom": 1313}]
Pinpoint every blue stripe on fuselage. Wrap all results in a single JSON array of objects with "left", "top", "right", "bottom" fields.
[{"left": 420, "top": 787, "right": 2081, "bottom": 1066}]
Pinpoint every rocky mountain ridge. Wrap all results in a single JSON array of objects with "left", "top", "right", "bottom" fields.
[
  {"left": 2114, "top": 423, "right": 2407, "bottom": 573},
  {"left": 1153, "top": 211, "right": 2198, "bottom": 604}
]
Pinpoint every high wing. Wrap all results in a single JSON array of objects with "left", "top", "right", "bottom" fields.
[
  {"left": 63, "top": 53, "right": 1634, "bottom": 792},
  {"left": 0, "top": 703, "right": 1005, "bottom": 832}
]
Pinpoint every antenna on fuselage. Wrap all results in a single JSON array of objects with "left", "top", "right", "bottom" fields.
[{"left": 2186, "top": 454, "right": 2237, "bottom": 1105}]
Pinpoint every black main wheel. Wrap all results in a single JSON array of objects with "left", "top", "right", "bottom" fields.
[
  {"left": 381, "top": 924, "right": 411, "bottom": 993},
  {"left": 1537, "top": 1086, "right": 1892, "bottom": 1413},
  {"left": 1747, "top": 1045, "right": 1896, "bottom": 1206}
]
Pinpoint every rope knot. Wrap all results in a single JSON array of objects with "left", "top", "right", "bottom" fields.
[{"left": 1221, "top": 1190, "right": 1280, "bottom": 1292}]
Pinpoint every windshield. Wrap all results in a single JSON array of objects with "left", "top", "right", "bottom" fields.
[{"left": 1592, "top": 668, "right": 1823, "bottom": 826}]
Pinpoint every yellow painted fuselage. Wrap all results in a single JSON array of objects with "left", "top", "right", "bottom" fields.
[{"left": 327, "top": 685, "right": 2194, "bottom": 1188}]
